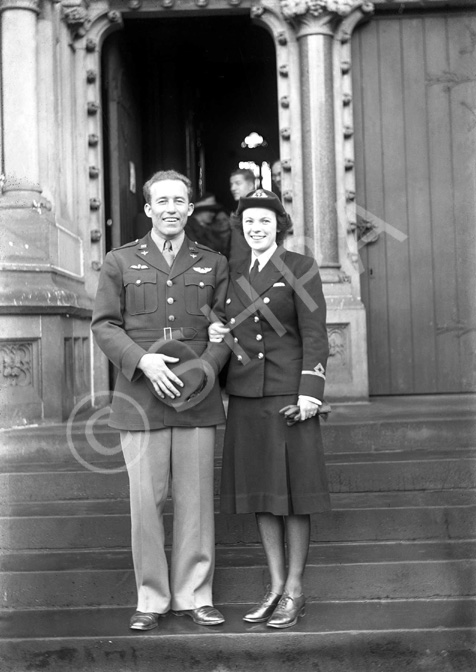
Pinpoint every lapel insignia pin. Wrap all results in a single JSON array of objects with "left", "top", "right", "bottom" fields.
[
  {"left": 130, "top": 264, "right": 149, "bottom": 269},
  {"left": 193, "top": 266, "right": 212, "bottom": 273},
  {"left": 140, "top": 250, "right": 149, "bottom": 256},
  {"left": 140, "top": 244, "right": 147, "bottom": 249}
]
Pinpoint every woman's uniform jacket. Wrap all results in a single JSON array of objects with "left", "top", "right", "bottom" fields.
[
  {"left": 91, "top": 232, "right": 230, "bottom": 430},
  {"left": 224, "top": 246, "right": 328, "bottom": 402}
]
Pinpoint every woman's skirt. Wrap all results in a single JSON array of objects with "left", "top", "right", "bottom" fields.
[{"left": 220, "top": 394, "right": 331, "bottom": 515}]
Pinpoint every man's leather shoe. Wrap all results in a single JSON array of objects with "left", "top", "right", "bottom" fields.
[
  {"left": 129, "top": 611, "right": 164, "bottom": 631},
  {"left": 243, "top": 589, "right": 282, "bottom": 623},
  {"left": 266, "top": 593, "right": 306, "bottom": 629},
  {"left": 173, "top": 606, "right": 225, "bottom": 625}
]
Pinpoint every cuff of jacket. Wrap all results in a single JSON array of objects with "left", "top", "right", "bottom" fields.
[
  {"left": 298, "top": 376, "right": 325, "bottom": 402},
  {"left": 201, "top": 341, "right": 231, "bottom": 377},
  {"left": 121, "top": 342, "right": 147, "bottom": 382}
]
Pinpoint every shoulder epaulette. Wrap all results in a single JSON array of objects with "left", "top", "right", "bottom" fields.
[{"left": 112, "top": 238, "right": 139, "bottom": 251}]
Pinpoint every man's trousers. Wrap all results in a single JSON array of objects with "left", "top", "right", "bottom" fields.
[{"left": 120, "top": 426, "right": 216, "bottom": 613}]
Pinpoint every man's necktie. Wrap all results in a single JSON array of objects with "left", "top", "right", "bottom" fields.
[
  {"left": 249, "top": 258, "right": 260, "bottom": 285},
  {"left": 162, "top": 240, "right": 175, "bottom": 267}
]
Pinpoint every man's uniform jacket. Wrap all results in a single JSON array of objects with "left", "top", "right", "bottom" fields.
[
  {"left": 91, "top": 232, "right": 230, "bottom": 430},
  {"left": 224, "top": 247, "right": 328, "bottom": 401}
]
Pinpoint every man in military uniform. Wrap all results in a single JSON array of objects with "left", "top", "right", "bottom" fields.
[{"left": 91, "top": 170, "right": 229, "bottom": 630}]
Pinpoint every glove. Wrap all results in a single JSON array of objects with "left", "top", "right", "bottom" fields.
[{"left": 279, "top": 402, "right": 331, "bottom": 426}]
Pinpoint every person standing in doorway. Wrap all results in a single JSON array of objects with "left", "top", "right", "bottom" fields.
[
  {"left": 185, "top": 193, "right": 231, "bottom": 257},
  {"left": 271, "top": 160, "right": 282, "bottom": 199},
  {"left": 229, "top": 168, "right": 256, "bottom": 204},
  {"left": 91, "top": 170, "right": 230, "bottom": 631},
  {"left": 229, "top": 168, "right": 256, "bottom": 263},
  {"left": 209, "top": 189, "right": 330, "bottom": 628}
]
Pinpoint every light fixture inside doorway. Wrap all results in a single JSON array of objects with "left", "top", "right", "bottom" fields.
[
  {"left": 239, "top": 161, "right": 272, "bottom": 191},
  {"left": 241, "top": 131, "right": 268, "bottom": 149}
]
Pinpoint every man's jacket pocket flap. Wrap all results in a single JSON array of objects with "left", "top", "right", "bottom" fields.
[
  {"left": 123, "top": 270, "right": 157, "bottom": 286},
  {"left": 184, "top": 273, "right": 216, "bottom": 288}
]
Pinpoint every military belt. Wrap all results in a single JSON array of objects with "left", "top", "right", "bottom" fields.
[{"left": 126, "top": 327, "right": 207, "bottom": 342}]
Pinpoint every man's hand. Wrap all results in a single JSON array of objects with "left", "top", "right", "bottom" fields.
[{"left": 138, "top": 353, "right": 184, "bottom": 399}]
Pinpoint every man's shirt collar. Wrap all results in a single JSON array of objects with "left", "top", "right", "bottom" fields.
[{"left": 150, "top": 229, "right": 185, "bottom": 253}]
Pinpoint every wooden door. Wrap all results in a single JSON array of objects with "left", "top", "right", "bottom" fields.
[
  {"left": 103, "top": 33, "right": 145, "bottom": 248},
  {"left": 352, "top": 11, "right": 476, "bottom": 395}
]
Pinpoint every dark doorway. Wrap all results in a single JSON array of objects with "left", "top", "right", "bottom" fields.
[{"left": 102, "top": 14, "right": 279, "bottom": 248}]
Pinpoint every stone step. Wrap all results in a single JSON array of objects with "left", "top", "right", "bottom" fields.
[
  {"left": 2, "top": 491, "right": 475, "bottom": 550},
  {"left": 1, "top": 417, "right": 475, "bottom": 466},
  {"left": 1, "top": 394, "right": 475, "bottom": 464},
  {"left": 2, "top": 449, "right": 476, "bottom": 505},
  {"left": 0, "top": 600, "right": 475, "bottom": 672},
  {"left": 1, "top": 489, "right": 475, "bottom": 549},
  {"left": 1, "top": 540, "right": 476, "bottom": 609}
]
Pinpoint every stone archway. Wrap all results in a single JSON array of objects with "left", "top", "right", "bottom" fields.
[{"left": 0, "top": 0, "right": 374, "bottom": 425}]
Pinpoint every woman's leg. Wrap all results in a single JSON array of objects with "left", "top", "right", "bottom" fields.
[
  {"left": 283, "top": 514, "right": 311, "bottom": 597},
  {"left": 256, "top": 512, "right": 286, "bottom": 593}
]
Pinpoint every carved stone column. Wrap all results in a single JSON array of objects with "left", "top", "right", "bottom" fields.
[
  {"left": 0, "top": 0, "right": 41, "bottom": 200},
  {"left": 281, "top": 0, "right": 353, "bottom": 282}
]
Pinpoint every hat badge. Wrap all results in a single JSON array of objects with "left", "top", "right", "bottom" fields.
[{"left": 252, "top": 189, "right": 269, "bottom": 198}]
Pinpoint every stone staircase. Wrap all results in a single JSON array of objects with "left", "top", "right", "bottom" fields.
[{"left": 0, "top": 394, "right": 475, "bottom": 671}]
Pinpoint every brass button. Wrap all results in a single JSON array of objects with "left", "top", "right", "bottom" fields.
[
  {"left": 256, "top": 334, "right": 263, "bottom": 341},
  {"left": 166, "top": 280, "right": 173, "bottom": 287},
  {"left": 199, "top": 281, "right": 205, "bottom": 288},
  {"left": 234, "top": 337, "right": 238, "bottom": 343},
  {"left": 263, "top": 297, "right": 270, "bottom": 304},
  {"left": 226, "top": 298, "right": 231, "bottom": 304},
  {"left": 135, "top": 279, "right": 141, "bottom": 285},
  {"left": 257, "top": 353, "right": 264, "bottom": 359},
  {"left": 230, "top": 318, "right": 236, "bottom": 325},
  {"left": 254, "top": 316, "right": 259, "bottom": 323},
  {"left": 168, "top": 315, "right": 175, "bottom": 322},
  {"left": 167, "top": 297, "right": 174, "bottom": 304},
  {"left": 237, "top": 354, "right": 243, "bottom": 362}
]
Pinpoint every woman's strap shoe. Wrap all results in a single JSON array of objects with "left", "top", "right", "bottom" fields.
[
  {"left": 266, "top": 593, "right": 306, "bottom": 629},
  {"left": 243, "top": 589, "right": 282, "bottom": 623},
  {"left": 129, "top": 611, "right": 164, "bottom": 630}
]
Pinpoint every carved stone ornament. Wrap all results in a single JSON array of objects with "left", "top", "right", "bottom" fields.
[
  {"left": 61, "top": 0, "right": 91, "bottom": 40},
  {"left": 280, "top": 0, "right": 371, "bottom": 19},
  {"left": 279, "top": 0, "right": 374, "bottom": 35},
  {"left": 0, "top": 342, "right": 33, "bottom": 388},
  {"left": 328, "top": 325, "right": 347, "bottom": 363}
]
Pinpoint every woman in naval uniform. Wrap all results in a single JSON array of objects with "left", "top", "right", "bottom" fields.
[{"left": 208, "top": 189, "right": 331, "bottom": 629}]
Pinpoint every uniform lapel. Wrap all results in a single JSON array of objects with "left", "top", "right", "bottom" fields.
[
  {"left": 231, "top": 247, "right": 286, "bottom": 308},
  {"left": 168, "top": 236, "right": 203, "bottom": 279},
  {"left": 252, "top": 248, "right": 285, "bottom": 295},
  {"left": 135, "top": 232, "right": 170, "bottom": 274},
  {"left": 230, "top": 257, "right": 253, "bottom": 308}
]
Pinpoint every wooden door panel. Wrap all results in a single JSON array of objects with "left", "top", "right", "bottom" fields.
[
  {"left": 353, "top": 21, "right": 391, "bottom": 395},
  {"left": 104, "top": 34, "right": 144, "bottom": 248},
  {"left": 448, "top": 16, "right": 476, "bottom": 391},
  {"left": 425, "top": 16, "right": 461, "bottom": 391},
  {"left": 353, "top": 12, "right": 476, "bottom": 394}
]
